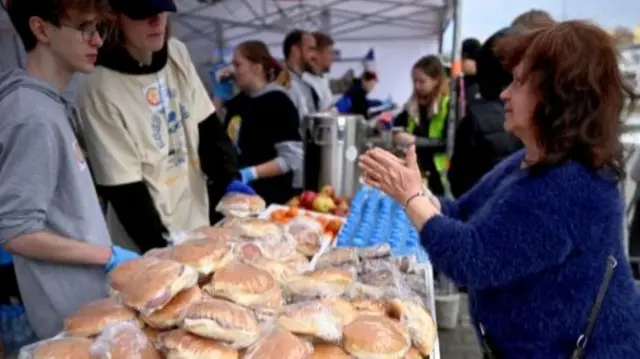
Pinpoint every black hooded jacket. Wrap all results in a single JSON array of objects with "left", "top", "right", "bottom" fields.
[
  {"left": 448, "top": 28, "right": 523, "bottom": 198},
  {"left": 93, "top": 41, "right": 238, "bottom": 252}
]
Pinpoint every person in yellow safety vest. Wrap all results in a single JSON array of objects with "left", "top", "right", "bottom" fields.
[{"left": 393, "top": 55, "right": 450, "bottom": 195}]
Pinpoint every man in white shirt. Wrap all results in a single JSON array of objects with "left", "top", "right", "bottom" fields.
[{"left": 302, "top": 32, "right": 335, "bottom": 111}]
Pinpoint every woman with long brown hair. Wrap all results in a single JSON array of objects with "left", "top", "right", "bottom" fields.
[
  {"left": 223, "top": 40, "right": 303, "bottom": 205},
  {"left": 360, "top": 21, "right": 640, "bottom": 357},
  {"left": 393, "top": 55, "right": 450, "bottom": 195}
]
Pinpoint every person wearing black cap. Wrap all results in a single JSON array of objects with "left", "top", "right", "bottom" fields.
[
  {"left": 448, "top": 28, "right": 523, "bottom": 198},
  {"left": 461, "top": 38, "right": 482, "bottom": 105},
  {"left": 77, "top": 0, "right": 254, "bottom": 253}
]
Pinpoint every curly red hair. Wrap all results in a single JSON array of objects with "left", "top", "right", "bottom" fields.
[{"left": 496, "top": 20, "right": 634, "bottom": 179}]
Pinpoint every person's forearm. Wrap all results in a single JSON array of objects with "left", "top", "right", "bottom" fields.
[
  {"left": 255, "top": 159, "right": 284, "bottom": 179},
  {"left": 405, "top": 196, "right": 440, "bottom": 231},
  {"left": 4, "top": 231, "right": 111, "bottom": 266}
]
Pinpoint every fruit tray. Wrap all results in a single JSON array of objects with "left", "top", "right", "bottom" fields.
[
  {"left": 335, "top": 185, "right": 430, "bottom": 263},
  {"left": 259, "top": 204, "right": 345, "bottom": 242}
]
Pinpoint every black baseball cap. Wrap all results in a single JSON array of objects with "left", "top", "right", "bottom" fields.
[{"left": 109, "top": 0, "right": 177, "bottom": 20}]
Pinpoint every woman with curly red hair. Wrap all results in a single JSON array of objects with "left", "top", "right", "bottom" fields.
[{"left": 359, "top": 21, "right": 640, "bottom": 357}]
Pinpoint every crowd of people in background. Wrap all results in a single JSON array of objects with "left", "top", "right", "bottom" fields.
[{"left": 0, "top": 0, "right": 639, "bottom": 357}]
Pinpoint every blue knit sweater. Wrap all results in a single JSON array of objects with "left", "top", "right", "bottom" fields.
[{"left": 422, "top": 150, "right": 640, "bottom": 358}]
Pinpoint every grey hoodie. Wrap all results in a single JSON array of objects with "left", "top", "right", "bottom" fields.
[{"left": 0, "top": 69, "right": 111, "bottom": 339}]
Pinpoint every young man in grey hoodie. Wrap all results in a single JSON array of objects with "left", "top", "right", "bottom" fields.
[{"left": 0, "top": 0, "right": 138, "bottom": 339}]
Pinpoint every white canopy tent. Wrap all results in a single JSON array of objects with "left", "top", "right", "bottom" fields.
[{"left": 0, "top": 0, "right": 460, "bottom": 101}]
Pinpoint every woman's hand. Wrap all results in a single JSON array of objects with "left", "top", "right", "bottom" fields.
[
  {"left": 393, "top": 131, "right": 416, "bottom": 146},
  {"left": 358, "top": 145, "right": 424, "bottom": 205}
]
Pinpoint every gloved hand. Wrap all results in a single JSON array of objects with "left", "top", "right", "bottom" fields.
[
  {"left": 335, "top": 96, "right": 352, "bottom": 114},
  {"left": 239, "top": 167, "right": 257, "bottom": 184},
  {"left": 225, "top": 180, "right": 256, "bottom": 195},
  {"left": 104, "top": 246, "right": 139, "bottom": 273}
]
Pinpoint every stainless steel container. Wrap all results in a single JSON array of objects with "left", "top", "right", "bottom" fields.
[{"left": 303, "top": 113, "right": 368, "bottom": 198}]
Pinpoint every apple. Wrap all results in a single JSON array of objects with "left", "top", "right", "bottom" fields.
[
  {"left": 312, "top": 195, "right": 336, "bottom": 213},
  {"left": 299, "top": 191, "right": 317, "bottom": 209},
  {"left": 319, "top": 184, "right": 335, "bottom": 199},
  {"left": 286, "top": 196, "right": 300, "bottom": 208},
  {"left": 332, "top": 207, "right": 349, "bottom": 217}
]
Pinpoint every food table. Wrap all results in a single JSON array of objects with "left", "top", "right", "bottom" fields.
[{"left": 19, "top": 192, "right": 439, "bottom": 359}]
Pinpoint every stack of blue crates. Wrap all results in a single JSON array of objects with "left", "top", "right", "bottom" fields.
[{"left": 336, "top": 185, "right": 429, "bottom": 263}]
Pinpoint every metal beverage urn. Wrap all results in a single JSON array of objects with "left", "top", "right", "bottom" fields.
[{"left": 302, "top": 113, "right": 368, "bottom": 198}]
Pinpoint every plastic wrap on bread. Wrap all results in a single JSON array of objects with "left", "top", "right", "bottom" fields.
[
  {"left": 89, "top": 322, "right": 160, "bottom": 359},
  {"left": 141, "top": 286, "right": 202, "bottom": 329},
  {"left": 276, "top": 301, "right": 343, "bottom": 343},
  {"left": 159, "top": 329, "right": 239, "bottom": 359},
  {"left": 315, "top": 247, "right": 359, "bottom": 269},
  {"left": 19, "top": 336, "right": 93, "bottom": 359},
  {"left": 242, "top": 328, "right": 313, "bottom": 359},
  {"left": 357, "top": 243, "right": 392, "bottom": 260},
  {"left": 111, "top": 258, "right": 199, "bottom": 316},
  {"left": 343, "top": 315, "right": 411, "bottom": 359},
  {"left": 181, "top": 298, "right": 260, "bottom": 348},
  {"left": 146, "top": 238, "right": 234, "bottom": 277},
  {"left": 216, "top": 194, "right": 266, "bottom": 217},
  {"left": 63, "top": 298, "right": 141, "bottom": 338},
  {"left": 388, "top": 298, "right": 437, "bottom": 357},
  {"left": 310, "top": 343, "right": 351, "bottom": 359}
]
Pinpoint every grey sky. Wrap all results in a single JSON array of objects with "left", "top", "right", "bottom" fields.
[{"left": 442, "top": 0, "right": 639, "bottom": 50}]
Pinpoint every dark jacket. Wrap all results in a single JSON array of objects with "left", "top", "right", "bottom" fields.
[
  {"left": 344, "top": 78, "right": 370, "bottom": 119},
  {"left": 448, "top": 27, "right": 523, "bottom": 198}
]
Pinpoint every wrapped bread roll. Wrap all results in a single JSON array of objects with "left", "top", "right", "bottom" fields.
[
  {"left": 30, "top": 337, "right": 94, "bottom": 359},
  {"left": 343, "top": 315, "right": 411, "bottom": 359},
  {"left": 284, "top": 276, "right": 347, "bottom": 301},
  {"left": 311, "top": 344, "right": 351, "bottom": 359},
  {"left": 315, "top": 247, "right": 358, "bottom": 269},
  {"left": 203, "top": 262, "right": 283, "bottom": 312},
  {"left": 233, "top": 218, "right": 281, "bottom": 239},
  {"left": 90, "top": 322, "right": 161, "bottom": 359},
  {"left": 276, "top": 301, "right": 342, "bottom": 342},
  {"left": 357, "top": 243, "right": 392, "bottom": 260},
  {"left": 64, "top": 298, "right": 140, "bottom": 337},
  {"left": 243, "top": 328, "right": 312, "bottom": 359},
  {"left": 195, "top": 227, "right": 238, "bottom": 243},
  {"left": 108, "top": 257, "right": 157, "bottom": 295},
  {"left": 142, "top": 326, "right": 162, "bottom": 350},
  {"left": 285, "top": 223, "right": 323, "bottom": 257},
  {"left": 249, "top": 256, "right": 298, "bottom": 283},
  {"left": 217, "top": 193, "right": 266, "bottom": 217},
  {"left": 308, "top": 267, "right": 355, "bottom": 289},
  {"left": 160, "top": 329, "right": 238, "bottom": 359},
  {"left": 181, "top": 298, "right": 259, "bottom": 348},
  {"left": 141, "top": 286, "right": 202, "bottom": 329},
  {"left": 403, "top": 347, "right": 422, "bottom": 359},
  {"left": 351, "top": 299, "right": 389, "bottom": 317},
  {"left": 389, "top": 299, "right": 437, "bottom": 356},
  {"left": 318, "top": 298, "right": 357, "bottom": 326},
  {"left": 146, "top": 239, "right": 234, "bottom": 277},
  {"left": 283, "top": 251, "right": 311, "bottom": 272},
  {"left": 116, "top": 258, "right": 198, "bottom": 315}
]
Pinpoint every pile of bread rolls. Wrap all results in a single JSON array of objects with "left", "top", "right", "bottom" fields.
[{"left": 21, "top": 213, "right": 437, "bottom": 359}]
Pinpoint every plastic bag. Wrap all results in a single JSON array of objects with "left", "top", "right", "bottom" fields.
[
  {"left": 63, "top": 298, "right": 141, "bottom": 337},
  {"left": 113, "top": 258, "right": 199, "bottom": 317},
  {"left": 90, "top": 322, "right": 160, "bottom": 359},
  {"left": 242, "top": 327, "right": 313, "bottom": 359},
  {"left": 276, "top": 301, "right": 342, "bottom": 343},
  {"left": 284, "top": 276, "right": 348, "bottom": 302},
  {"left": 180, "top": 297, "right": 260, "bottom": 349},
  {"left": 161, "top": 230, "right": 206, "bottom": 247},
  {"left": 215, "top": 193, "right": 266, "bottom": 218},
  {"left": 357, "top": 243, "right": 392, "bottom": 260},
  {"left": 231, "top": 218, "right": 284, "bottom": 241},
  {"left": 18, "top": 334, "right": 89, "bottom": 359},
  {"left": 314, "top": 247, "right": 359, "bottom": 269},
  {"left": 284, "top": 223, "right": 324, "bottom": 257},
  {"left": 233, "top": 236, "right": 297, "bottom": 263},
  {"left": 388, "top": 298, "right": 438, "bottom": 357},
  {"left": 159, "top": 329, "right": 239, "bottom": 359}
]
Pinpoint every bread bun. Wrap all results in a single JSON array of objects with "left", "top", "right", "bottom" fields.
[
  {"left": 311, "top": 344, "right": 351, "bottom": 359},
  {"left": 32, "top": 337, "right": 93, "bottom": 359},
  {"left": 343, "top": 315, "right": 411, "bottom": 359},
  {"left": 286, "top": 224, "right": 322, "bottom": 257},
  {"left": 141, "top": 286, "right": 202, "bottom": 329},
  {"left": 218, "top": 194, "right": 266, "bottom": 217},
  {"left": 233, "top": 218, "right": 281, "bottom": 239},
  {"left": 316, "top": 247, "right": 358, "bottom": 269},
  {"left": 318, "top": 298, "right": 357, "bottom": 326},
  {"left": 196, "top": 227, "right": 238, "bottom": 243},
  {"left": 388, "top": 299, "right": 437, "bottom": 356},
  {"left": 283, "top": 251, "right": 310, "bottom": 272},
  {"left": 249, "top": 257, "right": 297, "bottom": 283},
  {"left": 308, "top": 267, "right": 355, "bottom": 288},
  {"left": 92, "top": 322, "right": 160, "bottom": 359},
  {"left": 285, "top": 276, "right": 347, "bottom": 301},
  {"left": 351, "top": 299, "right": 389, "bottom": 317},
  {"left": 149, "top": 239, "right": 234, "bottom": 276},
  {"left": 118, "top": 258, "right": 198, "bottom": 314},
  {"left": 204, "top": 262, "right": 282, "bottom": 310},
  {"left": 108, "top": 257, "right": 156, "bottom": 295},
  {"left": 64, "top": 298, "right": 140, "bottom": 337},
  {"left": 161, "top": 329, "right": 238, "bottom": 359},
  {"left": 243, "top": 328, "right": 312, "bottom": 359},
  {"left": 276, "top": 301, "right": 342, "bottom": 342},
  {"left": 142, "top": 326, "right": 162, "bottom": 349},
  {"left": 181, "top": 298, "right": 259, "bottom": 348}
]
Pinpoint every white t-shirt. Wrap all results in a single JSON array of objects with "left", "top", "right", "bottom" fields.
[{"left": 78, "top": 38, "right": 213, "bottom": 248}]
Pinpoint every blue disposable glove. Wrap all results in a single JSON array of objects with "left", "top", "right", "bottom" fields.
[
  {"left": 104, "top": 246, "right": 140, "bottom": 273},
  {"left": 335, "top": 96, "right": 352, "bottom": 114},
  {"left": 239, "top": 167, "right": 257, "bottom": 184},
  {"left": 225, "top": 179, "right": 256, "bottom": 195}
]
